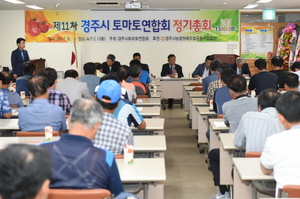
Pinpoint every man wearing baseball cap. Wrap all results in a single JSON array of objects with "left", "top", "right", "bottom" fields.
[{"left": 93, "top": 79, "right": 133, "bottom": 155}]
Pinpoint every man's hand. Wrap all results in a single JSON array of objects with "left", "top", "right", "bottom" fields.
[
  {"left": 194, "top": 75, "right": 200, "bottom": 78},
  {"left": 242, "top": 74, "right": 249, "bottom": 77},
  {"left": 13, "top": 74, "right": 17, "bottom": 79}
]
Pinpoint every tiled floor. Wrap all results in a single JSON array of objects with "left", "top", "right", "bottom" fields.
[{"left": 161, "top": 106, "right": 217, "bottom": 199}]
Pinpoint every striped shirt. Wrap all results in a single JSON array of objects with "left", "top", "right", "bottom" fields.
[
  {"left": 233, "top": 107, "right": 285, "bottom": 152},
  {"left": 79, "top": 74, "right": 101, "bottom": 95}
]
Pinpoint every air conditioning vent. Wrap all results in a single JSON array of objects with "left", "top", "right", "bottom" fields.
[{"left": 87, "top": 1, "right": 122, "bottom": 6}]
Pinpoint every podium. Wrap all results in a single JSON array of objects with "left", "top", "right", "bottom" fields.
[
  {"left": 30, "top": 59, "right": 46, "bottom": 73},
  {"left": 212, "top": 54, "right": 239, "bottom": 65}
]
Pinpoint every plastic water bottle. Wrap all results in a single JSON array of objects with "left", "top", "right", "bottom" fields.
[
  {"left": 153, "top": 85, "right": 157, "bottom": 93},
  {"left": 251, "top": 90, "right": 256, "bottom": 98}
]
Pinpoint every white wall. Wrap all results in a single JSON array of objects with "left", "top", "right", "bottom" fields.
[{"left": 0, "top": 10, "right": 239, "bottom": 77}]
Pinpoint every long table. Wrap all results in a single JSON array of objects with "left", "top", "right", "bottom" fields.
[
  {"left": 132, "top": 118, "right": 164, "bottom": 135},
  {"left": 137, "top": 106, "right": 161, "bottom": 118},
  {"left": 190, "top": 98, "right": 209, "bottom": 129},
  {"left": 208, "top": 118, "right": 229, "bottom": 150},
  {"left": 135, "top": 98, "right": 161, "bottom": 107}
]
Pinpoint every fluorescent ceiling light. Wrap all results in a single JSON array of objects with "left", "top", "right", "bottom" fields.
[
  {"left": 25, "top": 5, "right": 44, "bottom": 9},
  {"left": 4, "top": 0, "right": 25, "bottom": 4},
  {"left": 243, "top": 4, "right": 259, "bottom": 9},
  {"left": 257, "top": 0, "right": 272, "bottom": 3}
]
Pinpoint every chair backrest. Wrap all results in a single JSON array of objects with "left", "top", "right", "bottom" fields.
[
  {"left": 10, "top": 105, "right": 17, "bottom": 108},
  {"left": 244, "top": 151, "right": 262, "bottom": 158},
  {"left": 48, "top": 189, "right": 111, "bottom": 199},
  {"left": 16, "top": 131, "right": 60, "bottom": 137},
  {"left": 115, "top": 154, "right": 124, "bottom": 159},
  {"left": 193, "top": 86, "right": 203, "bottom": 91},
  {"left": 137, "top": 95, "right": 148, "bottom": 98},
  {"left": 279, "top": 185, "right": 300, "bottom": 198},
  {"left": 217, "top": 114, "right": 223, "bottom": 118},
  {"left": 189, "top": 83, "right": 202, "bottom": 86}
]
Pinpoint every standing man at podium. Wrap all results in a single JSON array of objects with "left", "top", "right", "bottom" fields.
[{"left": 11, "top": 38, "right": 30, "bottom": 79}]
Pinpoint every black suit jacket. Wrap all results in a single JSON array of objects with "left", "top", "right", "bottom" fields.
[
  {"left": 161, "top": 63, "right": 184, "bottom": 78},
  {"left": 11, "top": 48, "right": 30, "bottom": 77},
  {"left": 230, "top": 63, "right": 251, "bottom": 77},
  {"left": 102, "top": 61, "right": 121, "bottom": 74}
]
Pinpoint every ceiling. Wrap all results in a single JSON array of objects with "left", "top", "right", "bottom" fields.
[{"left": 0, "top": 0, "right": 299, "bottom": 11}]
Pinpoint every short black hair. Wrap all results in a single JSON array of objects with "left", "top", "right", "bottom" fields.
[
  {"left": 117, "top": 65, "right": 130, "bottom": 81},
  {"left": 26, "top": 75, "right": 49, "bottom": 98},
  {"left": 22, "top": 61, "right": 36, "bottom": 75},
  {"left": 100, "top": 73, "right": 120, "bottom": 83},
  {"left": 16, "top": 37, "right": 25, "bottom": 44},
  {"left": 291, "top": 61, "right": 300, "bottom": 71},
  {"left": 227, "top": 75, "right": 246, "bottom": 93},
  {"left": 38, "top": 68, "right": 57, "bottom": 87},
  {"left": 258, "top": 89, "right": 281, "bottom": 110},
  {"left": 0, "top": 144, "right": 51, "bottom": 199},
  {"left": 96, "top": 96, "right": 118, "bottom": 110},
  {"left": 283, "top": 73, "right": 299, "bottom": 89},
  {"left": 210, "top": 60, "right": 222, "bottom": 71},
  {"left": 205, "top": 55, "right": 214, "bottom": 61},
  {"left": 107, "top": 54, "right": 116, "bottom": 62},
  {"left": 129, "top": 59, "right": 141, "bottom": 67},
  {"left": 64, "top": 69, "right": 79, "bottom": 78},
  {"left": 276, "top": 91, "right": 300, "bottom": 123},
  {"left": 133, "top": 52, "right": 141, "bottom": 58},
  {"left": 167, "top": 54, "right": 176, "bottom": 59},
  {"left": 83, "top": 62, "right": 96, "bottom": 75},
  {"left": 95, "top": 62, "right": 103, "bottom": 70},
  {"left": 2, "top": 72, "right": 12, "bottom": 85},
  {"left": 129, "top": 65, "right": 142, "bottom": 78},
  {"left": 254, "top": 58, "right": 267, "bottom": 70},
  {"left": 221, "top": 69, "right": 236, "bottom": 85},
  {"left": 217, "top": 63, "right": 230, "bottom": 74},
  {"left": 271, "top": 56, "right": 284, "bottom": 67}
]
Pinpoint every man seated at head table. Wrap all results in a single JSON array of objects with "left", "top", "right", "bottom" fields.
[
  {"left": 0, "top": 144, "right": 52, "bottom": 199},
  {"left": 202, "top": 60, "right": 221, "bottom": 94},
  {"left": 2, "top": 72, "right": 23, "bottom": 107},
  {"left": 93, "top": 79, "right": 133, "bottom": 155},
  {"left": 230, "top": 57, "right": 251, "bottom": 77},
  {"left": 0, "top": 73, "right": 12, "bottom": 119},
  {"left": 102, "top": 54, "right": 121, "bottom": 74},
  {"left": 192, "top": 55, "right": 214, "bottom": 78},
  {"left": 41, "top": 99, "right": 123, "bottom": 196},
  {"left": 283, "top": 73, "right": 299, "bottom": 91},
  {"left": 55, "top": 69, "right": 93, "bottom": 104},
  {"left": 261, "top": 91, "right": 300, "bottom": 196},
  {"left": 18, "top": 75, "right": 67, "bottom": 133},
  {"left": 37, "top": 68, "right": 71, "bottom": 115},
  {"left": 208, "top": 89, "right": 283, "bottom": 199}
]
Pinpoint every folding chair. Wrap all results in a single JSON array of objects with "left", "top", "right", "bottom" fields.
[
  {"left": 278, "top": 185, "right": 300, "bottom": 198},
  {"left": 16, "top": 131, "right": 60, "bottom": 137},
  {"left": 48, "top": 189, "right": 111, "bottom": 199}
]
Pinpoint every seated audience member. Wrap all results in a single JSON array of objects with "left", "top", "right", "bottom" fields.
[
  {"left": 283, "top": 73, "right": 299, "bottom": 91},
  {"left": 261, "top": 91, "right": 300, "bottom": 196},
  {"left": 102, "top": 54, "right": 121, "bottom": 74},
  {"left": 0, "top": 73, "right": 12, "bottom": 118},
  {"left": 117, "top": 65, "right": 137, "bottom": 102},
  {"left": 100, "top": 74, "right": 146, "bottom": 130},
  {"left": 55, "top": 69, "right": 93, "bottom": 104},
  {"left": 16, "top": 61, "right": 35, "bottom": 96},
  {"left": 223, "top": 75, "right": 258, "bottom": 133},
  {"left": 2, "top": 72, "right": 23, "bottom": 107},
  {"left": 248, "top": 58, "right": 278, "bottom": 95},
  {"left": 18, "top": 75, "right": 67, "bottom": 132},
  {"left": 41, "top": 99, "right": 123, "bottom": 196},
  {"left": 132, "top": 52, "right": 150, "bottom": 73},
  {"left": 160, "top": 54, "right": 184, "bottom": 108},
  {"left": 129, "top": 65, "right": 151, "bottom": 97},
  {"left": 0, "top": 144, "right": 51, "bottom": 199},
  {"left": 78, "top": 62, "right": 101, "bottom": 95},
  {"left": 292, "top": 61, "right": 300, "bottom": 91},
  {"left": 270, "top": 56, "right": 288, "bottom": 88},
  {"left": 38, "top": 68, "right": 71, "bottom": 114},
  {"left": 206, "top": 63, "right": 230, "bottom": 103},
  {"left": 94, "top": 80, "right": 133, "bottom": 155},
  {"left": 95, "top": 62, "right": 105, "bottom": 77},
  {"left": 230, "top": 57, "right": 251, "bottom": 77},
  {"left": 192, "top": 55, "right": 213, "bottom": 78},
  {"left": 209, "top": 89, "right": 283, "bottom": 199},
  {"left": 202, "top": 60, "right": 222, "bottom": 94},
  {"left": 213, "top": 69, "right": 236, "bottom": 114},
  {"left": 129, "top": 59, "right": 151, "bottom": 85}
]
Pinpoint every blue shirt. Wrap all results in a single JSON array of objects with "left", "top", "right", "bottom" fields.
[
  {"left": 2, "top": 88, "right": 24, "bottom": 107},
  {"left": 0, "top": 90, "right": 12, "bottom": 117},
  {"left": 16, "top": 74, "right": 32, "bottom": 96},
  {"left": 18, "top": 99, "right": 66, "bottom": 132},
  {"left": 214, "top": 86, "right": 231, "bottom": 115},
  {"left": 113, "top": 99, "right": 144, "bottom": 127},
  {"left": 78, "top": 74, "right": 101, "bottom": 96},
  {"left": 41, "top": 134, "right": 123, "bottom": 196},
  {"left": 202, "top": 72, "right": 218, "bottom": 94},
  {"left": 128, "top": 70, "right": 151, "bottom": 85}
]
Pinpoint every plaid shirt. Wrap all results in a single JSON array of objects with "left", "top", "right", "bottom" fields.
[
  {"left": 78, "top": 75, "right": 101, "bottom": 96},
  {"left": 206, "top": 79, "right": 222, "bottom": 102},
  {"left": 93, "top": 112, "right": 133, "bottom": 155}
]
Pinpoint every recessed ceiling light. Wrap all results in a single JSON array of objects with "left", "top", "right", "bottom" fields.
[
  {"left": 25, "top": 5, "right": 44, "bottom": 9},
  {"left": 257, "top": 0, "right": 272, "bottom": 3},
  {"left": 243, "top": 4, "right": 259, "bottom": 9},
  {"left": 4, "top": 0, "right": 25, "bottom": 4}
]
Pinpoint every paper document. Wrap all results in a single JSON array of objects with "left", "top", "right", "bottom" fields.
[
  {"left": 214, "top": 121, "right": 227, "bottom": 128},
  {"left": 137, "top": 99, "right": 143, "bottom": 102}
]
